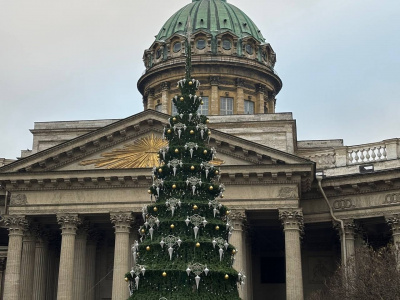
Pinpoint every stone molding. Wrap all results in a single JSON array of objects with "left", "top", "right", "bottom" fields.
[
  {"left": 57, "top": 214, "right": 82, "bottom": 235},
  {"left": 110, "top": 212, "right": 134, "bottom": 233},
  {"left": 386, "top": 214, "right": 400, "bottom": 235},
  {"left": 2, "top": 215, "right": 29, "bottom": 236},
  {"left": 279, "top": 208, "right": 304, "bottom": 232}
]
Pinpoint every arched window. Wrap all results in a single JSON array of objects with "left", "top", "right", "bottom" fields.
[
  {"left": 173, "top": 42, "right": 181, "bottom": 53},
  {"left": 222, "top": 39, "right": 232, "bottom": 50},
  {"left": 245, "top": 44, "right": 253, "bottom": 55},
  {"left": 197, "top": 39, "right": 206, "bottom": 50},
  {"left": 156, "top": 48, "right": 162, "bottom": 59}
]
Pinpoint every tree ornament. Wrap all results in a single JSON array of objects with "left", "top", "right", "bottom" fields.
[
  {"left": 162, "top": 272, "right": 167, "bottom": 277},
  {"left": 209, "top": 185, "right": 214, "bottom": 190},
  {"left": 190, "top": 165, "right": 195, "bottom": 170},
  {"left": 203, "top": 150, "right": 208, "bottom": 154},
  {"left": 153, "top": 207, "right": 158, "bottom": 212},
  {"left": 190, "top": 130, "right": 194, "bottom": 134},
  {"left": 172, "top": 117, "right": 176, "bottom": 122},
  {"left": 147, "top": 190, "right": 152, "bottom": 194},
  {"left": 146, "top": 246, "right": 150, "bottom": 251},
  {"left": 141, "top": 229, "right": 145, "bottom": 233},
  {"left": 232, "top": 249, "right": 236, "bottom": 254},
  {"left": 167, "top": 129, "right": 171, "bottom": 134},
  {"left": 157, "top": 153, "right": 160, "bottom": 158},
  {"left": 215, "top": 226, "right": 220, "bottom": 230},
  {"left": 175, "top": 148, "right": 179, "bottom": 153},
  {"left": 180, "top": 97, "right": 184, "bottom": 101},
  {"left": 208, "top": 131, "right": 211, "bottom": 135},
  {"left": 201, "top": 101, "right": 204, "bottom": 105},
  {"left": 189, "top": 81, "right": 193, "bottom": 85},
  {"left": 221, "top": 194, "right": 224, "bottom": 198},
  {"left": 206, "top": 119, "right": 209, "bottom": 124},
  {"left": 215, "top": 170, "right": 219, "bottom": 175},
  {"left": 170, "top": 224, "right": 175, "bottom": 229},
  {"left": 124, "top": 277, "right": 129, "bottom": 282},
  {"left": 158, "top": 168, "right": 162, "bottom": 173},
  {"left": 196, "top": 242, "right": 200, "bottom": 247},
  {"left": 172, "top": 184, "right": 176, "bottom": 189},
  {"left": 224, "top": 274, "right": 229, "bottom": 279},
  {"left": 226, "top": 210, "right": 230, "bottom": 215},
  {"left": 193, "top": 205, "right": 198, "bottom": 210}
]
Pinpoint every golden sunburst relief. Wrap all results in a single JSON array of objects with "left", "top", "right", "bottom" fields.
[
  {"left": 80, "top": 133, "right": 225, "bottom": 169},
  {"left": 80, "top": 134, "right": 168, "bottom": 169}
]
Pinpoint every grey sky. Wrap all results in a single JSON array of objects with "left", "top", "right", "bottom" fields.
[{"left": 1, "top": 0, "right": 399, "bottom": 159}]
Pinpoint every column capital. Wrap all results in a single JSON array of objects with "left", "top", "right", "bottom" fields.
[
  {"left": 335, "top": 219, "right": 359, "bottom": 239},
  {"left": 110, "top": 212, "right": 134, "bottom": 233},
  {"left": 2, "top": 215, "right": 29, "bottom": 236},
  {"left": 145, "top": 88, "right": 155, "bottom": 97},
  {"left": 160, "top": 81, "right": 170, "bottom": 91},
  {"left": 235, "top": 78, "right": 245, "bottom": 87},
  {"left": 385, "top": 214, "right": 400, "bottom": 234},
  {"left": 210, "top": 76, "right": 220, "bottom": 86},
  {"left": 57, "top": 213, "right": 82, "bottom": 235},
  {"left": 279, "top": 208, "right": 304, "bottom": 232},
  {"left": 255, "top": 83, "right": 266, "bottom": 94}
]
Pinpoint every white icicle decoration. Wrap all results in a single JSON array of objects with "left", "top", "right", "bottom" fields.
[
  {"left": 190, "top": 148, "right": 194, "bottom": 158},
  {"left": 149, "top": 228, "right": 154, "bottom": 240},
  {"left": 195, "top": 275, "right": 201, "bottom": 290},
  {"left": 212, "top": 239, "right": 217, "bottom": 248},
  {"left": 160, "top": 239, "right": 165, "bottom": 248},
  {"left": 201, "top": 129, "right": 204, "bottom": 139},
  {"left": 135, "top": 276, "right": 139, "bottom": 289},
  {"left": 193, "top": 226, "right": 199, "bottom": 239},
  {"left": 178, "top": 129, "right": 182, "bottom": 138},
  {"left": 173, "top": 166, "right": 177, "bottom": 176},
  {"left": 168, "top": 247, "right": 174, "bottom": 260},
  {"left": 219, "top": 248, "right": 224, "bottom": 261},
  {"left": 186, "top": 267, "right": 191, "bottom": 276},
  {"left": 192, "top": 185, "right": 196, "bottom": 195},
  {"left": 205, "top": 169, "right": 209, "bottom": 179},
  {"left": 213, "top": 208, "right": 217, "bottom": 217},
  {"left": 189, "top": 113, "right": 193, "bottom": 121}
]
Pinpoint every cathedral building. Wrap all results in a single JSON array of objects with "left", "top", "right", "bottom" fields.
[{"left": 0, "top": 0, "right": 399, "bottom": 299}]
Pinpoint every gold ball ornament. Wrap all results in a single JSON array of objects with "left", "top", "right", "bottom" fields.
[
  {"left": 196, "top": 242, "right": 200, "bottom": 247},
  {"left": 232, "top": 249, "right": 236, "bottom": 254},
  {"left": 172, "top": 184, "right": 176, "bottom": 189},
  {"left": 215, "top": 225, "right": 220, "bottom": 230},
  {"left": 208, "top": 131, "right": 211, "bottom": 135},
  {"left": 209, "top": 185, "right": 214, "bottom": 191},
  {"left": 141, "top": 229, "right": 145, "bottom": 233},
  {"left": 157, "top": 153, "right": 160, "bottom": 158},
  {"left": 172, "top": 117, "right": 177, "bottom": 122},
  {"left": 215, "top": 170, "right": 219, "bottom": 175},
  {"left": 153, "top": 207, "right": 158, "bottom": 212},
  {"left": 220, "top": 194, "right": 224, "bottom": 198},
  {"left": 124, "top": 277, "right": 129, "bottom": 282},
  {"left": 162, "top": 272, "right": 167, "bottom": 277},
  {"left": 226, "top": 210, "right": 230, "bottom": 215},
  {"left": 190, "top": 130, "right": 194, "bottom": 134},
  {"left": 167, "top": 129, "right": 171, "bottom": 134},
  {"left": 147, "top": 189, "right": 152, "bottom": 194},
  {"left": 180, "top": 97, "right": 184, "bottom": 101},
  {"left": 224, "top": 274, "right": 229, "bottom": 280},
  {"left": 190, "top": 165, "right": 195, "bottom": 170},
  {"left": 201, "top": 101, "right": 204, "bottom": 105},
  {"left": 206, "top": 119, "right": 209, "bottom": 124},
  {"left": 193, "top": 205, "right": 198, "bottom": 210},
  {"left": 146, "top": 246, "right": 151, "bottom": 251},
  {"left": 203, "top": 150, "right": 208, "bottom": 154},
  {"left": 158, "top": 168, "right": 162, "bottom": 173},
  {"left": 175, "top": 148, "right": 179, "bottom": 153},
  {"left": 170, "top": 224, "right": 175, "bottom": 229},
  {"left": 189, "top": 81, "right": 193, "bottom": 85}
]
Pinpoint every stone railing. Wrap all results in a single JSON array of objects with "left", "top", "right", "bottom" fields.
[{"left": 299, "top": 138, "right": 400, "bottom": 169}]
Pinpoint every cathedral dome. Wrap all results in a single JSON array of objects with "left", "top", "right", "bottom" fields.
[{"left": 156, "top": 0, "right": 265, "bottom": 43}]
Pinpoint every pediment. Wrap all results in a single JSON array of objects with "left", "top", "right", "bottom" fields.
[{"left": 0, "top": 110, "right": 314, "bottom": 174}]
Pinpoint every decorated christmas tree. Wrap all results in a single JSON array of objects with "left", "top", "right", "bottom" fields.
[{"left": 125, "top": 21, "right": 244, "bottom": 300}]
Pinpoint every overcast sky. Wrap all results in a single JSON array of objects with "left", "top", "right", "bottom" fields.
[{"left": 1, "top": 0, "right": 399, "bottom": 159}]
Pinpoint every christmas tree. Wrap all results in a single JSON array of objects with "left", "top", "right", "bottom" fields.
[{"left": 125, "top": 21, "right": 244, "bottom": 300}]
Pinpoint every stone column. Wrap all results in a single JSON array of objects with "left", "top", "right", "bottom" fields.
[
  {"left": 235, "top": 78, "right": 245, "bottom": 114},
  {"left": 2, "top": 215, "right": 28, "bottom": 300},
  {"left": 0, "top": 257, "right": 7, "bottom": 299},
  {"left": 56, "top": 214, "right": 81, "bottom": 300},
  {"left": 209, "top": 76, "right": 219, "bottom": 115},
  {"left": 146, "top": 88, "right": 155, "bottom": 110},
  {"left": 386, "top": 214, "right": 400, "bottom": 269},
  {"left": 110, "top": 212, "right": 133, "bottom": 300},
  {"left": 341, "top": 219, "right": 357, "bottom": 264},
  {"left": 72, "top": 223, "right": 89, "bottom": 300},
  {"left": 32, "top": 232, "right": 48, "bottom": 300},
  {"left": 20, "top": 226, "right": 37, "bottom": 300},
  {"left": 255, "top": 84, "right": 266, "bottom": 114},
  {"left": 161, "top": 82, "right": 170, "bottom": 114},
  {"left": 279, "top": 209, "right": 304, "bottom": 300},
  {"left": 84, "top": 230, "right": 100, "bottom": 300},
  {"left": 229, "top": 210, "right": 248, "bottom": 300}
]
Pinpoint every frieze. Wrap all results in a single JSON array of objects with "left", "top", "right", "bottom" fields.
[
  {"left": 278, "top": 187, "right": 297, "bottom": 198},
  {"left": 10, "top": 194, "right": 28, "bottom": 206},
  {"left": 383, "top": 193, "right": 400, "bottom": 205},
  {"left": 332, "top": 198, "right": 356, "bottom": 210}
]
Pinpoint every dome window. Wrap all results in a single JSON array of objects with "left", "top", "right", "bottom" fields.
[
  {"left": 245, "top": 44, "right": 253, "bottom": 55},
  {"left": 156, "top": 48, "right": 162, "bottom": 59},
  {"left": 173, "top": 42, "right": 182, "bottom": 53},
  {"left": 197, "top": 39, "right": 206, "bottom": 50},
  {"left": 222, "top": 39, "right": 232, "bottom": 50}
]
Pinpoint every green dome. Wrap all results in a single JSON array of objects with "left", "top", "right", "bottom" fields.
[{"left": 156, "top": 0, "right": 265, "bottom": 43}]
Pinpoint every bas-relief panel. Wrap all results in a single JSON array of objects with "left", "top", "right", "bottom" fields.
[{"left": 223, "top": 185, "right": 298, "bottom": 201}]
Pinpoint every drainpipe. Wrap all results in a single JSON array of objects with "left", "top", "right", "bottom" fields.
[{"left": 316, "top": 175, "right": 347, "bottom": 267}]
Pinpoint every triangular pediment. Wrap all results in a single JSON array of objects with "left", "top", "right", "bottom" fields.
[{"left": 0, "top": 110, "right": 314, "bottom": 174}]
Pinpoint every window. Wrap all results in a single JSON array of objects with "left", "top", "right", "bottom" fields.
[
  {"left": 244, "top": 100, "right": 254, "bottom": 114},
  {"left": 196, "top": 39, "right": 206, "bottom": 50},
  {"left": 197, "top": 96, "right": 209, "bottom": 115},
  {"left": 156, "top": 48, "right": 162, "bottom": 59},
  {"left": 245, "top": 44, "right": 253, "bottom": 55},
  {"left": 220, "top": 97, "right": 233, "bottom": 115},
  {"left": 173, "top": 42, "right": 181, "bottom": 53},
  {"left": 155, "top": 104, "right": 162, "bottom": 112},
  {"left": 222, "top": 39, "right": 231, "bottom": 50},
  {"left": 171, "top": 102, "right": 178, "bottom": 115}
]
